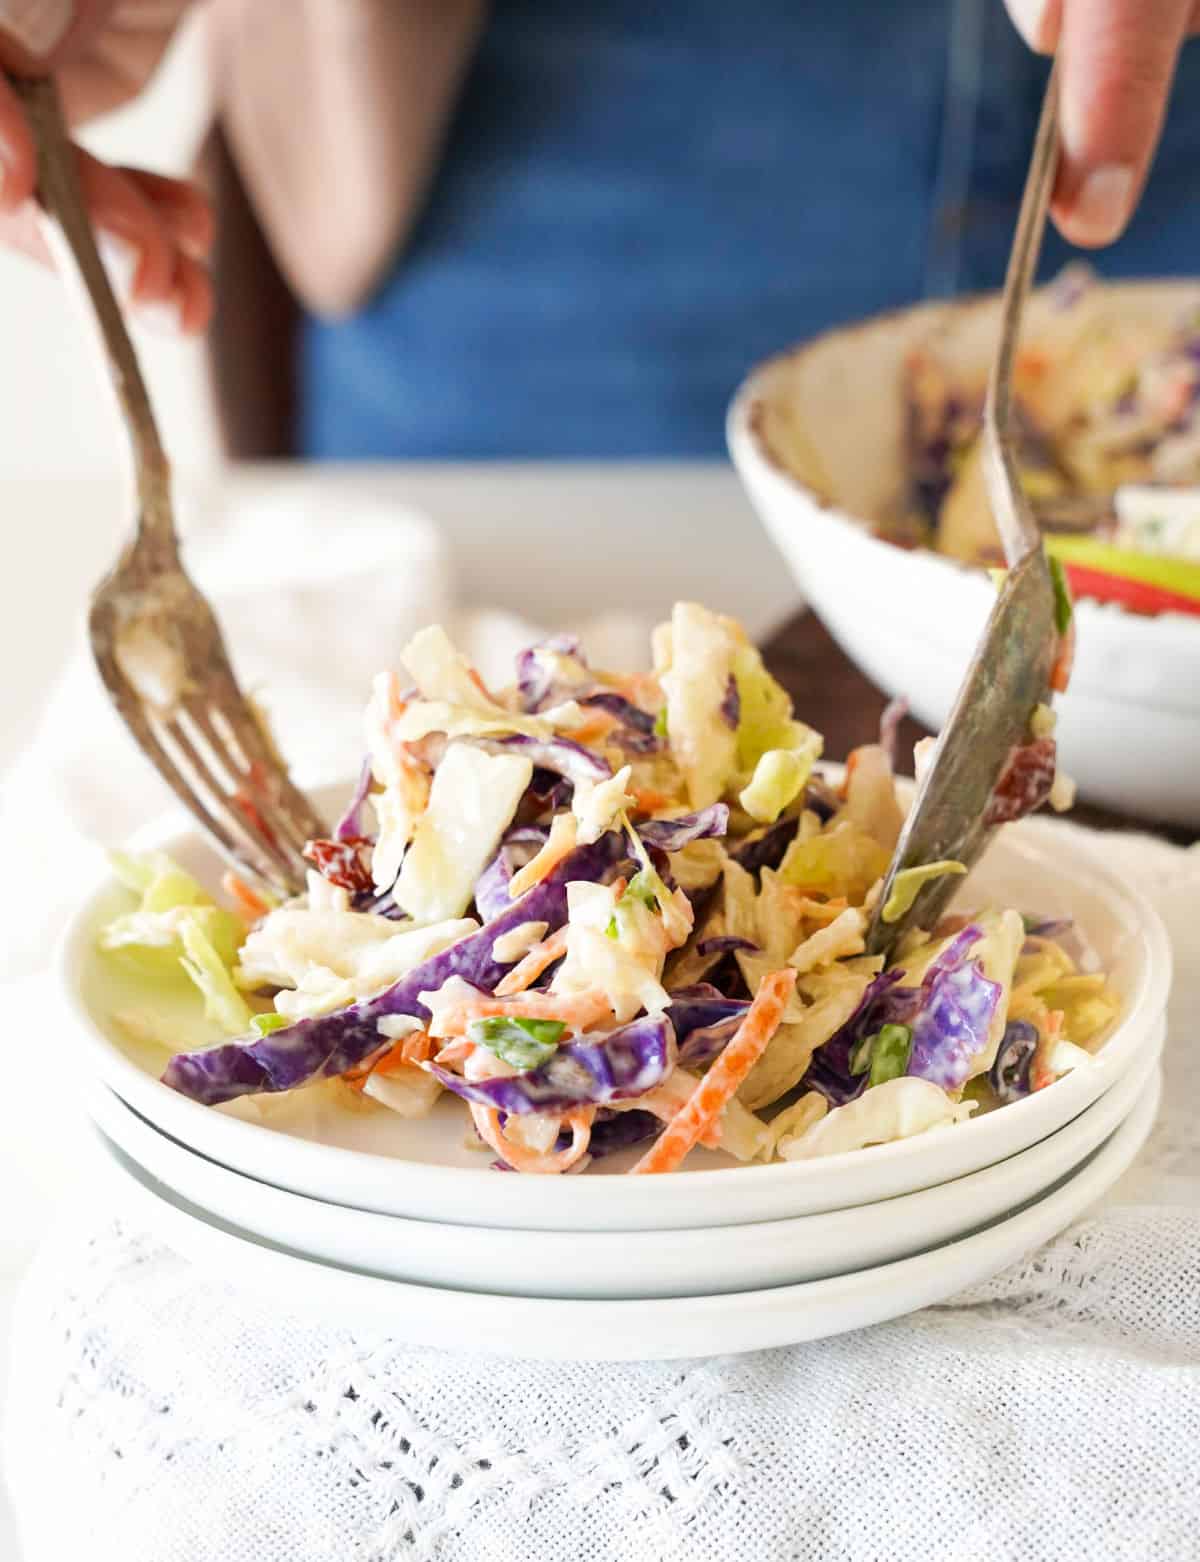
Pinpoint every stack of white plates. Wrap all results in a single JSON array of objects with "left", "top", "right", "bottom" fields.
[{"left": 60, "top": 806, "right": 1171, "bottom": 1362}]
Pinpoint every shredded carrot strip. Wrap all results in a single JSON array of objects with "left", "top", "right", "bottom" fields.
[
  {"left": 392, "top": 1032, "right": 436, "bottom": 1069},
  {"left": 1050, "top": 621, "right": 1075, "bottom": 694},
  {"left": 839, "top": 749, "right": 861, "bottom": 801},
  {"left": 631, "top": 787, "right": 674, "bottom": 815},
  {"left": 569, "top": 711, "right": 618, "bottom": 745},
  {"left": 378, "top": 669, "right": 408, "bottom": 721},
  {"left": 343, "top": 1030, "right": 435, "bottom": 1091},
  {"left": 1031, "top": 1008, "right": 1065, "bottom": 1092},
  {"left": 468, "top": 668, "right": 496, "bottom": 703},
  {"left": 616, "top": 672, "right": 662, "bottom": 707},
  {"left": 432, "top": 1038, "right": 475, "bottom": 1067},
  {"left": 632, "top": 969, "right": 797, "bottom": 1175},
  {"left": 222, "top": 870, "right": 271, "bottom": 924},
  {"left": 432, "top": 988, "right": 614, "bottom": 1039},
  {"left": 494, "top": 926, "right": 571, "bottom": 996},
  {"left": 342, "top": 1044, "right": 390, "bottom": 1091},
  {"left": 624, "top": 1079, "right": 723, "bottom": 1149},
  {"left": 470, "top": 1104, "right": 594, "bottom": 1174}
]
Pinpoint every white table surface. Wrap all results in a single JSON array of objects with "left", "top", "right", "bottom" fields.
[{"left": 0, "top": 461, "right": 801, "bottom": 1557}]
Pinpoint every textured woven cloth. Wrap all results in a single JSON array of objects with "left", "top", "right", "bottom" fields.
[{"left": 3, "top": 497, "right": 1199, "bottom": 1560}]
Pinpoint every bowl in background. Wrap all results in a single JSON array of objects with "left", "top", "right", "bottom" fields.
[{"left": 728, "top": 279, "right": 1200, "bottom": 827}]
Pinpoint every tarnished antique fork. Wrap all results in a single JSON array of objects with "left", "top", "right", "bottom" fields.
[
  {"left": 866, "top": 57, "right": 1066, "bottom": 957},
  {"left": 13, "top": 74, "right": 324, "bottom": 895}
]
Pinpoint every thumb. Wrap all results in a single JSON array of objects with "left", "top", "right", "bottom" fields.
[{"left": 1052, "top": 0, "right": 1192, "bottom": 247}]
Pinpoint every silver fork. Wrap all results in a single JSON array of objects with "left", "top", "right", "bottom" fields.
[
  {"left": 866, "top": 57, "right": 1065, "bottom": 957},
  {"left": 12, "top": 74, "right": 325, "bottom": 896}
]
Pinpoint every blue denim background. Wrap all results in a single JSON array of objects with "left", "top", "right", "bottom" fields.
[{"left": 301, "top": 0, "right": 1200, "bottom": 459}]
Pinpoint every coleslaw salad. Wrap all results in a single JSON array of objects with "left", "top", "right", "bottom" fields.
[
  {"left": 900, "top": 263, "right": 1200, "bottom": 615},
  {"left": 98, "top": 604, "right": 1120, "bottom": 1176}
]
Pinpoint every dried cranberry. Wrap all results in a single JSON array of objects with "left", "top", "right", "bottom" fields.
[
  {"left": 303, "top": 835, "right": 375, "bottom": 894},
  {"left": 984, "top": 737, "right": 1057, "bottom": 827}
]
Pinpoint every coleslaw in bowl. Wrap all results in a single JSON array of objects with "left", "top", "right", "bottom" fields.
[
  {"left": 729, "top": 280, "right": 1200, "bottom": 825},
  {"left": 78, "top": 604, "right": 1151, "bottom": 1189}
]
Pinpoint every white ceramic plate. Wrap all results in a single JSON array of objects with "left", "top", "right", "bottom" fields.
[
  {"left": 58, "top": 788, "right": 1170, "bottom": 1231},
  {"left": 86, "top": 1026, "right": 1161, "bottom": 1300},
  {"left": 727, "top": 279, "right": 1200, "bottom": 827},
  {"left": 89, "top": 1070, "right": 1160, "bottom": 1360}
]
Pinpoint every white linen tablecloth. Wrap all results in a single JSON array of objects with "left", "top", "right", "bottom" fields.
[{"left": 2, "top": 479, "right": 1198, "bottom": 1561}]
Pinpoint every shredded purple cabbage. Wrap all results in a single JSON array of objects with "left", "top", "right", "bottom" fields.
[
  {"left": 473, "top": 829, "right": 547, "bottom": 923},
  {"left": 803, "top": 924, "right": 1000, "bottom": 1103},
  {"left": 515, "top": 634, "right": 586, "bottom": 713},
  {"left": 905, "top": 950, "right": 1002, "bottom": 1091},
  {"left": 638, "top": 805, "right": 729, "bottom": 852},
  {"left": 527, "top": 768, "right": 573, "bottom": 811},
  {"left": 476, "top": 734, "right": 611, "bottom": 785},
  {"left": 805, "top": 775, "right": 840, "bottom": 822},
  {"left": 427, "top": 1013, "right": 674, "bottom": 1115},
  {"left": 667, "top": 990, "right": 750, "bottom": 1067},
  {"left": 1051, "top": 265, "right": 1091, "bottom": 311},
  {"left": 731, "top": 815, "right": 799, "bottom": 875},
  {"left": 802, "top": 970, "right": 906, "bottom": 1106},
  {"left": 587, "top": 1109, "right": 662, "bottom": 1158},
  {"left": 720, "top": 674, "right": 741, "bottom": 730},
  {"left": 989, "top": 1020, "right": 1039, "bottom": 1103},
  {"left": 615, "top": 729, "right": 665, "bottom": 756},
  {"left": 579, "top": 693, "right": 656, "bottom": 735},
  {"left": 333, "top": 757, "right": 373, "bottom": 843},
  {"left": 696, "top": 935, "right": 759, "bottom": 957},
  {"left": 162, "top": 832, "right": 629, "bottom": 1106},
  {"left": 1024, "top": 916, "right": 1073, "bottom": 940},
  {"left": 528, "top": 1107, "right": 664, "bottom": 1165},
  {"left": 878, "top": 698, "right": 909, "bottom": 770}
]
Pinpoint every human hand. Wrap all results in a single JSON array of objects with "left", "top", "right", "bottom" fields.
[
  {"left": 0, "top": 1, "right": 212, "bottom": 332},
  {"left": 1007, "top": 0, "right": 1200, "bottom": 248}
]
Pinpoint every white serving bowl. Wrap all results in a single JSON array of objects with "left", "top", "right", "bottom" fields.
[
  {"left": 58, "top": 785, "right": 1170, "bottom": 1232},
  {"left": 728, "top": 279, "right": 1200, "bottom": 827},
  {"left": 86, "top": 1071, "right": 1162, "bottom": 1359},
  {"left": 87, "top": 1031, "right": 1160, "bottom": 1300}
]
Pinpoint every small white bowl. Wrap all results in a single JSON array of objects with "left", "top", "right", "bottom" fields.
[
  {"left": 728, "top": 279, "right": 1200, "bottom": 827},
  {"left": 86, "top": 1070, "right": 1162, "bottom": 1359},
  {"left": 58, "top": 786, "right": 1170, "bottom": 1232},
  {"left": 87, "top": 1029, "right": 1160, "bottom": 1300}
]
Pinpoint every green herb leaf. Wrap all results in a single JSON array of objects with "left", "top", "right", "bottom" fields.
[
  {"left": 868, "top": 1023, "right": 913, "bottom": 1088},
  {"left": 625, "top": 869, "right": 660, "bottom": 912},
  {"left": 849, "top": 1022, "right": 914, "bottom": 1084},
  {"left": 849, "top": 1033, "right": 874, "bottom": 1076},
  {"left": 605, "top": 916, "right": 619, "bottom": 940},
  {"left": 653, "top": 707, "right": 669, "bottom": 738},
  {"left": 250, "top": 1012, "right": 289, "bottom": 1037},
  {"left": 467, "top": 1015, "right": 567, "bottom": 1071}
]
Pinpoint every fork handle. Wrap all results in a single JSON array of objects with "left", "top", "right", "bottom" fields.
[
  {"left": 982, "top": 55, "right": 1061, "bottom": 569},
  {"left": 7, "top": 72, "right": 176, "bottom": 557}
]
